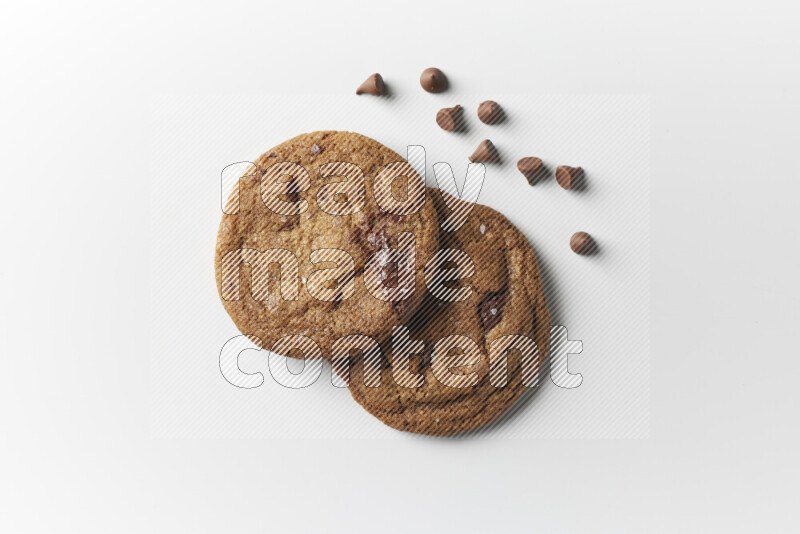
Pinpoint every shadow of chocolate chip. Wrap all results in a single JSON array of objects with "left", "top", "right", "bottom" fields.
[
  {"left": 532, "top": 162, "right": 550, "bottom": 184},
  {"left": 570, "top": 170, "right": 589, "bottom": 192},
  {"left": 381, "top": 80, "right": 396, "bottom": 99},
  {"left": 489, "top": 144, "right": 504, "bottom": 165},
  {"left": 556, "top": 166, "right": 589, "bottom": 192},
  {"left": 579, "top": 238, "right": 601, "bottom": 257}
]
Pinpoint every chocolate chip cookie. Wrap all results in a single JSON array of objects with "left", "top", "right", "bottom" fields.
[
  {"left": 215, "top": 131, "right": 439, "bottom": 358},
  {"left": 339, "top": 190, "right": 551, "bottom": 435}
]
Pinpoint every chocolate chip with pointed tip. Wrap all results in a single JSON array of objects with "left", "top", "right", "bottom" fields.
[
  {"left": 517, "top": 157, "right": 544, "bottom": 185},
  {"left": 356, "top": 73, "right": 386, "bottom": 96},
  {"left": 570, "top": 231, "right": 596, "bottom": 255},
  {"left": 477, "top": 100, "right": 504, "bottom": 124},
  {"left": 436, "top": 105, "right": 463, "bottom": 131},
  {"left": 420, "top": 67, "right": 447, "bottom": 93},
  {"left": 556, "top": 165, "right": 584, "bottom": 190},
  {"left": 469, "top": 139, "right": 499, "bottom": 163}
]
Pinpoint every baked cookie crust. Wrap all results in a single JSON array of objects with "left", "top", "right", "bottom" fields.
[
  {"left": 342, "top": 190, "right": 551, "bottom": 435},
  {"left": 215, "top": 131, "right": 439, "bottom": 358}
]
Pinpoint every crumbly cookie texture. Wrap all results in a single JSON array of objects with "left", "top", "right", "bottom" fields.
[
  {"left": 342, "top": 190, "right": 551, "bottom": 436},
  {"left": 215, "top": 131, "right": 439, "bottom": 358}
]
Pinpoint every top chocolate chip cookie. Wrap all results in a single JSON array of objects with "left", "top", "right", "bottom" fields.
[{"left": 215, "top": 131, "right": 439, "bottom": 358}]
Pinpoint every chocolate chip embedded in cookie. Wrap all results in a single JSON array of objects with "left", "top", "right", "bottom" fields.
[
  {"left": 478, "top": 290, "right": 507, "bottom": 331},
  {"left": 340, "top": 189, "right": 551, "bottom": 435},
  {"left": 215, "top": 131, "right": 439, "bottom": 358}
]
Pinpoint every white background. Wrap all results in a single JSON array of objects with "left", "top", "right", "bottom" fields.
[
  {"left": 150, "top": 93, "right": 649, "bottom": 439},
  {"left": 1, "top": 0, "right": 798, "bottom": 532}
]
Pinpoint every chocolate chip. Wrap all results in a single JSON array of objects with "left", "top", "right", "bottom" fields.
[
  {"left": 556, "top": 165, "right": 584, "bottom": 190},
  {"left": 469, "top": 139, "right": 499, "bottom": 163},
  {"left": 436, "top": 105, "right": 463, "bottom": 131},
  {"left": 477, "top": 100, "right": 504, "bottom": 124},
  {"left": 310, "top": 143, "right": 324, "bottom": 155},
  {"left": 286, "top": 179, "right": 301, "bottom": 204},
  {"left": 570, "top": 232, "right": 596, "bottom": 255},
  {"left": 356, "top": 73, "right": 386, "bottom": 96},
  {"left": 420, "top": 67, "right": 447, "bottom": 93},
  {"left": 478, "top": 291, "right": 507, "bottom": 332},
  {"left": 517, "top": 157, "right": 544, "bottom": 185},
  {"left": 382, "top": 261, "right": 399, "bottom": 288},
  {"left": 409, "top": 342, "right": 435, "bottom": 374}
]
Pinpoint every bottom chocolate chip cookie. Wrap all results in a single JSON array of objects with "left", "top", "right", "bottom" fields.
[{"left": 338, "top": 190, "right": 551, "bottom": 436}]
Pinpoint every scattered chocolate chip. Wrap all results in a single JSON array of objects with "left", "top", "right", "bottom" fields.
[
  {"left": 310, "top": 143, "right": 324, "bottom": 155},
  {"left": 356, "top": 73, "right": 386, "bottom": 96},
  {"left": 420, "top": 67, "right": 447, "bottom": 93},
  {"left": 570, "top": 231, "right": 596, "bottom": 255},
  {"left": 478, "top": 291, "right": 507, "bottom": 331},
  {"left": 477, "top": 100, "right": 504, "bottom": 124},
  {"left": 436, "top": 105, "right": 463, "bottom": 131},
  {"left": 517, "top": 157, "right": 544, "bottom": 185},
  {"left": 469, "top": 139, "right": 499, "bottom": 163},
  {"left": 556, "top": 165, "right": 584, "bottom": 190}
]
